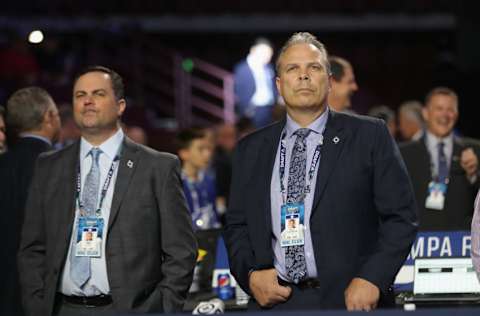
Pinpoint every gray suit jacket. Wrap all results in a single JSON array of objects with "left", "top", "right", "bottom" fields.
[{"left": 18, "top": 137, "right": 197, "bottom": 315}]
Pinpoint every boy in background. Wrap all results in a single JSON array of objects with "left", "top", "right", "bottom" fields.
[{"left": 177, "top": 128, "right": 221, "bottom": 230}]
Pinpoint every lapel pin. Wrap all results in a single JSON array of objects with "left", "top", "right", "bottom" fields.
[
  {"left": 127, "top": 160, "right": 134, "bottom": 168},
  {"left": 333, "top": 136, "right": 340, "bottom": 144}
]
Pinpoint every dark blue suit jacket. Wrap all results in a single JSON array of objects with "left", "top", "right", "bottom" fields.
[{"left": 224, "top": 110, "right": 418, "bottom": 309}]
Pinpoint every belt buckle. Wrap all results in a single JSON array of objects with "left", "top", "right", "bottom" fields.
[
  {"left": 81, "top": 297, "right": 96, "bottom": 308},
  {"left": 309, "top": 278, "right": 320, "bottom": 289},
  {"left": 301, "top": 278, "right": 320, "bottom": 289}
]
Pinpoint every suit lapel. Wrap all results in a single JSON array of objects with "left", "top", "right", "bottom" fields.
[
  {"left": 108, "top": 137, "right": 139, "bottom": 229},
  {"left": 312, "top": 111, "right": 348, "bottom": 212},
  {"left": 419, "top": 136, "right": 434, "bottom": 179},
  {"left": 54, "top": 142, "right": 80, "bottom": 265}
]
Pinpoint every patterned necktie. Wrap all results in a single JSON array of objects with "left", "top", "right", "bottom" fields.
[
  {"left": 437, "top": 142, "right": 448, "bottom": 183},
  {"left": 70, "top": 148, "right": 102, "bottom": 288},
  {"left": 285, "top": 128, "right": 311, "bottom": 283}
]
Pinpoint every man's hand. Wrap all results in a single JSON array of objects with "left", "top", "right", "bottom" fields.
[
  {"left": 344, "top": 277, "right": 380, "bottom": 311},
  {"left": 249, "top": 268, "right": 292, "bottom": 308},
  {"left": 461, "top": 148, "right": 478, "bottom": 178}
]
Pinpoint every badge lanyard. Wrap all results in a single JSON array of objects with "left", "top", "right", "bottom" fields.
[
  {"left": 76, "top": 153, "right": 120, "bottom": 217},
  {"left": 279, "top": 128, "right": 325, "bottom": 204}
]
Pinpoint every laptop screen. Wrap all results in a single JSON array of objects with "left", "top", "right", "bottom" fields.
[{"left": 413, "top": 257, "right": 480, "bottom": 295}]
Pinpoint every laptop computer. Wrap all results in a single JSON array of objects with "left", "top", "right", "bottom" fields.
[{"left": 405, "top": 257, "right": 480, "bottom": 303}]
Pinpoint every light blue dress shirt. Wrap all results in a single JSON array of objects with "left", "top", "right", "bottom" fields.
[
  {"left": 270, "top": 108, "right": 329, "bottom": 281},
  {"left": 60, "top": 128, "right": 124, "bottom": 296}
]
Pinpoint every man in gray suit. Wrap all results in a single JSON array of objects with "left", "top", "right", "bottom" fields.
[{"left": 18, "top": 66, "right": 197, "bottom": 315}]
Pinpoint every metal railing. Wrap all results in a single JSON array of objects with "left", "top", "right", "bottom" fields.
[{"left": 131, "top": 40, "right": 235, "bottom": 129}]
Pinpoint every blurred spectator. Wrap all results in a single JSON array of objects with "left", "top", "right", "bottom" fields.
[
  {"left": 212, "top": 123, "right": 237, "bottom": 222},
  {"left": 327, "top": 56, "right": 358, "bottom": 113},
  {"left": 0, "top": 105, "right": 6, "bottom": 154},
  {"left": 125, "top": 125, "right": 148, "bottom": 145},
  {"left": 400, "top": 87, "right": 480, "bottom": 231},
  {"left": 234, "top": 38, "right": 277, "bottom": 128},
  {"left": 398, "top": 100, "right": 424, "bottom": 141},
  {"left": 0, "top": 87, "right": 60, "bottom": 316},
  {"left": 177, "top": 128, "right": 220, "bottom": 230},
  {"left": 368, "top": 105, "right": 396, "bottom": 137},
  {"left": 54, "top": 104, "right": 81, "bottom": 149}
]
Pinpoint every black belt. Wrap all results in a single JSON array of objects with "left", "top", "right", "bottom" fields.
[
  {"left": 279, "top": 277, "right": 321, "bottom": 290},
  {"left": 58, "top": 293, "right": 112, "bottom": 307}
]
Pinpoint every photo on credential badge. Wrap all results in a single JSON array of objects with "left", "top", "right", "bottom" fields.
[
  {"left": 280, "top": 203, "right": 305, "bottom": 247},
  {"left": 75, "top": 217, "right": 104, "bottom": 257}
]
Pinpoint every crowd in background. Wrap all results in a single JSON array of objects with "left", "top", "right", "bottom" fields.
[
  {"left": 0, "top": 36, "right": 479, "bottom": 234},
  {"left": 0, "top": 33, "right": 480, "bottom": 315}
]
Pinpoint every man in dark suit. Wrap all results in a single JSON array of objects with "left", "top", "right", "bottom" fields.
[
  {"left": 234, "top": 38, "right": 277, "bottom": 128},
  {"left": 400, "top": 87, "right": 480, "bottom": 231},
  {"left": 18, "top": 66, "right": 197, "bottom": 316},
  {"left": 0, "top": 87, "right": 60, "bottom": 316},
  {"left": 224, "top": 32, "right": 417, "bottom": 311}
]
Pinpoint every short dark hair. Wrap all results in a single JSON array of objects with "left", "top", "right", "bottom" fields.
[
  {"left": 6, "top": 87, "right": 54, "bottom": 133},
  {"left": 425, "top": 86, "right": 458, "bottom": 107},
  {"left": 328, "top": 56, "right": 351, "bottom": 82},
  {"left": 74, "top": 65, "right": 125, "bottom": 100},
  {"left": 176, "top": 128, "right": 206, "bottom": 151}
]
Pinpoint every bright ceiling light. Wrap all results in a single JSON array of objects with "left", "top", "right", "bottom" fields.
[{"left": 28, "top": 30, "right": 44, "bottom": 44}]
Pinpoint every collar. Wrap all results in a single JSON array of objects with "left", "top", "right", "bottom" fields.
[
  {"left": 425, "top": 130, "right": 454, "bottom": 148},
  {"left": 181, "top": 169, "right": 205, "bottom": 184},
  {"left": 285, "top": 106, "right": 329, "bottom": 139},
  {"left": 80, "top": 128, "right": 124, "bottom": 161},
  {"left": 19, "top": 133, "right": 52, "bottom": 146}
]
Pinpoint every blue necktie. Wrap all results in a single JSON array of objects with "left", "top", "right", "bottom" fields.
[
  {"left": 437, "top": 142, "right": 448, "bottom": 183},
  {"left": 285, "top": 128, "right": 310, "bottom": 283},
  {"left": 70, "top": 148, "right": 102, "bottom": 288}
]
